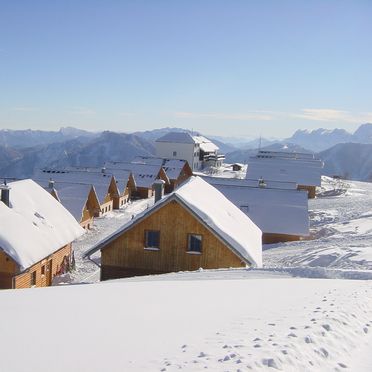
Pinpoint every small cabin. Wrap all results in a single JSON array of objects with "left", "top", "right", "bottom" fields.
[
  {"left": 34, "top": 169, "right": 117, "bottom": 228},
  {"left": 131, "top": 157, "right": 193, "bottom": 193},
  {"left": 202, "top": 176, "right": 309, "bottom": 244},
  {"left": 107, "top": 170, "right": 136, "bottom": 209},
  {"left": 105, "top": 161, "right": 170, "bottom": 199},
  {"left": 0, "top": 179, "right": 84, "bottom": 289},
  {"left": 84, "top": 176, "right": 262, "bottom": 280}
]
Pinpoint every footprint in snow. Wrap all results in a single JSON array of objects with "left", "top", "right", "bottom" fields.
[
  {"left": 198, "top": 352, "right": 207, "bottom": 358},
  {"left": 322, "top": 324, "right": 332, "bottom": 332},
  {"left": 338, "top": 362, "right": 347, "bottom": 368},
  {"left": 289, "top": 326, "right": 297, "bottom": 330},
  {"left": 253, "top": 337, "right": 261, "bottom": 342},
  {"left": 288, "top": 332, "right": 297, "bottom": 338},
  {"left": 253, "top": 344, "right": 261, "bottom": 348}
]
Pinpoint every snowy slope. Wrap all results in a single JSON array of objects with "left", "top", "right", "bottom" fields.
[{"left": 0, "top": 271, "right": 371, "bottom": 372}]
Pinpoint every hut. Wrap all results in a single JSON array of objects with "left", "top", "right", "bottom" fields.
[
  {"left": 131, "top": 156, "right": 193, "bottom": 193},
  {"left": 105, "top": 161, "right": 170, "bottom": 199},
  {"left": 0, "top": 179, "right": 84, "bottom": 289},
  {"left": 84, "top": 176, "right": 262, "bottom": 280}
]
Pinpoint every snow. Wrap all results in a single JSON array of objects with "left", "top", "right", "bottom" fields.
[
  {"left": 85, "top": 176, "right": 263, "bottom": 268},
  {"left": 193, "top": 135, "right": 219, "bottom": 152},
  {"left": 2, "top": 176, "right": 372, "bottom": 371},
  {"left": 263, "top": 177, "right": 372, "bottom": 270},
  {"left": 105, "top": 161, "right": 168, "bottom": 188},
  {"left": 0, "top": 179, "right": 84, "bottom": 270},
  {"left": 0, "top": 271, "right": 371, "bottom": 372}
]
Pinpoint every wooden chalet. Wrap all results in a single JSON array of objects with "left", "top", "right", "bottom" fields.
[
  {"left": 34, "top": 169, "right": 118, "bottom": 228},
  {"left": 132, "top": 157, "right": 193, "bottom": 193},
  {"left": 105, "top": 161, "right": 170, "bottom": 199},
  {"left": 84, "top": 176, "right": 262, "bottom": 280},
  {"left": 0, "top": 179, "right": 84, "bottom": 289},
  {"left": 202, "top": 175, "right": 309, "bottom": 244}
]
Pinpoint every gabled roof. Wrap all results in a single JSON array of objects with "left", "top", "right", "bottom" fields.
[
  {"left": 0, "top": 179, "right": 84, "bottom": 271},
  {"left": 35, "top": 169, "right": 113, "bottom": 203},
  {"left": 45, "top": 182, "right": 94, "bottom": 221},
  {"left": 105, "top": 162, "right": 169, "bottom": 188},
  {"left": 156, "top": 132, "right": 195, "bottom": 144},
  {"left": 246, "top": 157, "right": 323, "bottom": 186},
  {"left": 208, "top": 182, "right": 309, "bottom": 237},
  {"left": 84, "top": 176, "right": 262, "bottom": 267},
  {"left": 131, "top": 157, "right": 190, "bottom": 180}
]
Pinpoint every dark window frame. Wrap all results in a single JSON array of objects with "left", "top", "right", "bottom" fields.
[
  {"left": 187, "top": 233, "right": 203, "bottom": 253},
  {"left": 144, "top": 230, "right": 161, "bottom": 249}
]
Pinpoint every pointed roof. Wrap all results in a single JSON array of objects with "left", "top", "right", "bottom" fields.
[
  {"left": 84, "top": 176, "right": 262, "bottom": 267},
  {"left": 155, "top": 132, "right": 195, "bottom": 144},
  {"left": 0, "top": 179, "right": 84, "bottom": 270}
]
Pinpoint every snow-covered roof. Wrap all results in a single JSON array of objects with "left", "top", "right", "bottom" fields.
[
  {"left": 201, "top": 175, "right": 298, "bottom": 190},
  {"left": 209, "top": 183, "right": 309, "bottom": 237},
  {"left": 85, "top": 176, "right": 262, "bottom": 267},
  {"left": 0, "top": 179, "right": 84, "bottom": 271},
  {"left": 35, "top": 169, "right": 112, "bottom": 203},
  {"left": 105, "top": 162, "right": 168, "bottom": 188},
  {"left": 156, "top": 132, "right": 195, "bottom": 144},
  {"left": 131, "top": 157, "right": 189, "bottom": 180},
  {"left": 246, "top": 157, "right": 323, "bottom": 186},
  {"left": 193, "top": 135, "right": 219, "bottom": 152},
  {"left": 257, "top": 150, "right": 317, "bottom": 160}
]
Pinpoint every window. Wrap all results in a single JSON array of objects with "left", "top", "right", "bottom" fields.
[
  {"left": 173, "top": 151, "right": 177, "bottom": 157},
  {"left": 41, "top": 265, "right": 45, "bottom": 276},
  {"left": 30, "top": 271, "right": 37, "bottom": 286},
  {"left": 144, "top": 230, "right": 160, "bottom": 249},
  {"left": 187, "top": 234, "right": 202, "bottom": 253}
]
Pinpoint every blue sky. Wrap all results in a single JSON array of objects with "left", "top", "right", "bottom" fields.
[{"left": 0, "top": 0, "right": 371, "bottom": 138}]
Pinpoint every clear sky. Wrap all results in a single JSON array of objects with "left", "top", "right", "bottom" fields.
[{"left": 0, "top": 0, "right": 371, "bottom": 138}]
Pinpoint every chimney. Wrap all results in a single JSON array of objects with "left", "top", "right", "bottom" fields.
[
  {"left": 258, "top": 177, "right": 267, "bottom": 188},
  {"left": 0, "top": 180, "right": 11, "bottom": 207},
  {"left": 153, "top": 179, "right": 165, "bottom": 203},
  {"left": 101, "top": 166, "right": 106, "bottom": 174},
  {"left": 48, "top": 178, "right": 55, "bottom": 189}
]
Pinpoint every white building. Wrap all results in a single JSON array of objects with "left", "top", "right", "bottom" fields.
[{"left": 155, "top": 132, "right": 224, "bottom": 171}]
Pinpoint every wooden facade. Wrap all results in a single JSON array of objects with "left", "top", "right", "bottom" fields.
[
  {"left": 262, "top": 232, "right": 301, "bottom": 244},
  {"left": 111, "top": 175, "right": 136, "bottom": 209},
  {"left": 133, "top": 168, "right": 170, "bottom": 199},
  {"left": 165, "top": 162, "right": 193, "bottom": 193},
  {"left": 298, "top": 185, "right": 316, "bottom": 199},
  {"left": 0, "top": 244, "right": 72, "bottom": 290},
  {"left": 101, "top": 199, "right": 247, "bottom": 280}
]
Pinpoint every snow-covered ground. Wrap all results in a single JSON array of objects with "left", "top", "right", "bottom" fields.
[
  {"left": 264, "top": 177, "right": 372, "bottom": 270},
  {"left": 2, "top": 175, "right": 372, "bottom": 371},
  {"left": 1, "top": 270, "right": 372, "bottom": 372}
]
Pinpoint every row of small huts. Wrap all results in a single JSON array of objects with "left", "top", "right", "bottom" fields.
[{"left": 0, "top": 146, "right": 323, "bottom": 288}]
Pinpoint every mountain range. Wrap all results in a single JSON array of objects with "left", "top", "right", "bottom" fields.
[{"left": 1, "top": 124, "right": 372, "bottom": 182}]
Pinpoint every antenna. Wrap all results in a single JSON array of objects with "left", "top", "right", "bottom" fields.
[{"left": 258, "top": 134, "right": 262, "bottom": 150}]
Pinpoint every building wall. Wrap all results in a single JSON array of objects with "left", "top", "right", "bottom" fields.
[
  {"left": 298, "top": 185, "right": 316, "bottom": 199},
  {"left": 0, "top": 250, "right": 18, "bottom": 289},
  {"left": 101, "top": 200, "right": 246, "bottom": 280},
  {"left": 156, "top": 142, "right": 200, "bottom": 171},
  {"left": 13, "top": 243, "right": 72, "bottom": 289},
  {"left": 262, "top": 232, "right": 301, "bottom": 244}
]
